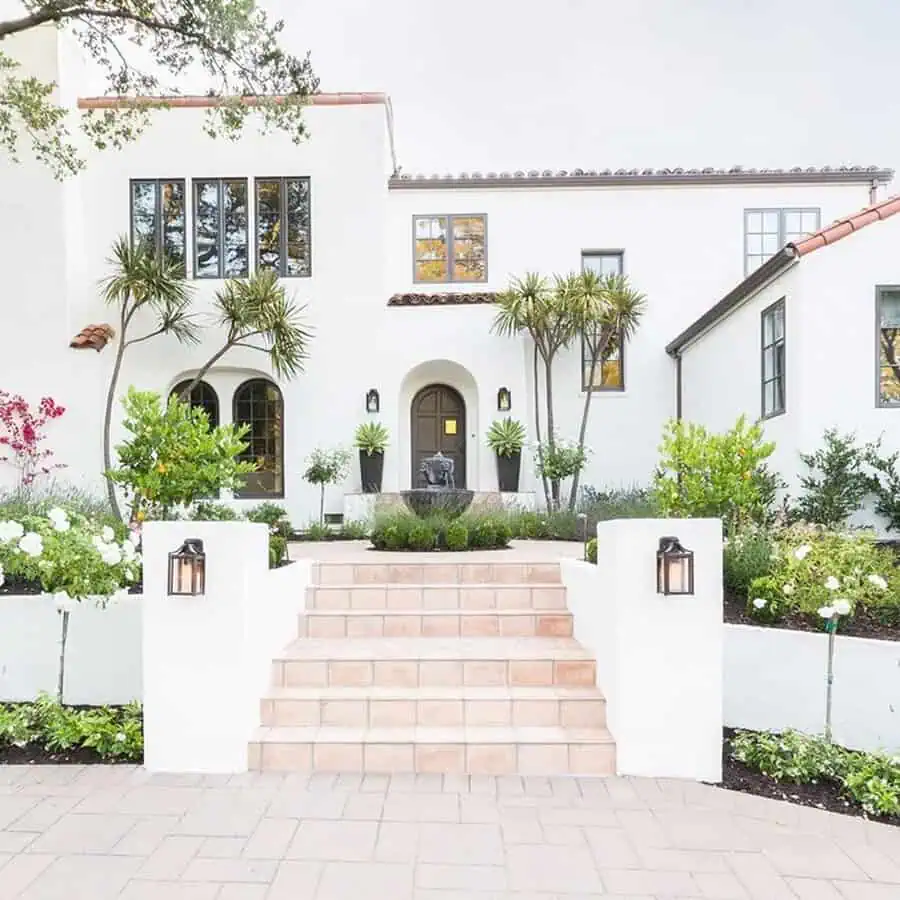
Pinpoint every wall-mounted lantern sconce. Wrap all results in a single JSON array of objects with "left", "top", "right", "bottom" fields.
[
  {"left": 497, "top": 387, "right": 511, "bottom": 412},
  {"left": 168, "top": 539, "right": 206, "bottom": 596},
  {"left": 366, "top": 389, "right": 380, "bottom": 414},
  {"left": 656, "top": 536, "right": 694, "bottom": 596}
]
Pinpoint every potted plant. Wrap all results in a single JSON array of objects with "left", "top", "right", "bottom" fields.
[
  {"left": 487, "top": 417, "right": 526, "bottom": 492},
  {"left": 354, "top": 422, "right": 389, "bottom": 493}
]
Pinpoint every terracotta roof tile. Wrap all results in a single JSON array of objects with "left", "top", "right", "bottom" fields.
[
  {"left": 388, "top": 292, "right": 499, "bottom": 307},
  {"left": 70, "top": 324, "right": 115, "bottom": 351},
  {"left": 77, "top": 92, "right": 388, "bottom": 110},
  {"left": 790, "top": 194, "right": 900, "bottom": 256}
]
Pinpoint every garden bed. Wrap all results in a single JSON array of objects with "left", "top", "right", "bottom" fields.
[
  {"left": 0, "top": 744, "right": 138, "bottom": 765},
  {"left": 718, "top": 728, "right": 899, "bottom": 826},
  {"left": 724, "top": 588, "right": 898, "bottom": 641},
  {"left": 0, "top": 575, "right": 142, "bottom": 596}
]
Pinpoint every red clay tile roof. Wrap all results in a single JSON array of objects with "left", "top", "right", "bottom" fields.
[
  {"left": 388, "top": 292, "right": 499, "bottom": 307},
  {"left": 790, "top": 194, "right": 900, "bottom": 256},
  {"left": 70, "top": 324, "right": 115, "bottom": 351},
  {"left": 77, "top": 93, "right": 388, "bottom": 110}
]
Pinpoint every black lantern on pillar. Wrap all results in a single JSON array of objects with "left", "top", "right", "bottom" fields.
[
  {"left": 656, "top": 536, "right": 694, "bottom": 596},
  {"left": 366, "top": 389, "right": 380, "bottom": 414},
  {"left": 497, "top": 387, "right": 511, "bottom": 412},
  {"left": 168, "top": 539, "right": 206, "bottom": 596}
]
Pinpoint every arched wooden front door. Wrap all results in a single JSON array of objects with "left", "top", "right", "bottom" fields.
[{"left": 411, "top": 384, "right": 466, "bottom": 488}]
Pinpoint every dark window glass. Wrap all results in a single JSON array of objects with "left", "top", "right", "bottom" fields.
[
  {"left": 193, "top": 180, "right": 220, "bottom": 278},
  {"left": 878, "top": 289, "right": 900, "bottom": 405},
  {"left": 170, "top": 380, "right": 220, "bottom": 428},
  {"left": 233, "top": 379, "right": 284, "bottom": 497},
  {"left": 761, "top": 299, "right": 786, "bottom": 417},
  {"left": 581, "top": 252, "right": 625, "bottom": 391},
  {"left": 223, "top": 180, "right": 249, "bottom": 277},
  {"left": 255, "top": 177, "right": 312, "bottom": 277},
  {"left": 193, "top": 179, "right": 248, "bottom": 279},
  {"left": 130, "top": 179, "right": 186, "bottom": 273}
]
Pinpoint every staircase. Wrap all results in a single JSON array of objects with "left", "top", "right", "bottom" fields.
[{"left": 249, "top": 560, "right": 615, "bottom": 775}]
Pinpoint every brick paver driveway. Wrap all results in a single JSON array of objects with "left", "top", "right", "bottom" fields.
[{"left": 0, "top": 766, "right": 897, "bottom": 898}]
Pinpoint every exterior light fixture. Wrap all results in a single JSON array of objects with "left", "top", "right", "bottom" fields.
[
  {"left": 168, "top": 539, "right": 206, "bottom": 596},
  {"left": 497, "top": 387, "right": 511, "bottom": 411},
  {"left": 656, "top": 536, "right": 694, "bottom": 596},
  {"left": 366, "top": 389, "right": 380, "bottom": 414}
]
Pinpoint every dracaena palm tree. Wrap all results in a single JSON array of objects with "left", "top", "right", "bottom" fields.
[
  {"left": 100, "top": 237, "right": 198, "bottom": 521},
  {"left": 568, "top": 271, "right": 647, "bottom": 509},
  {"left": 180, "top": 268, "right": 312, "bottom": 398}
]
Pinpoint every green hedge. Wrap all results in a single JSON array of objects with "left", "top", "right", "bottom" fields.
[{"left": 371, "top": 510, "right": 512, "bottom": 552}]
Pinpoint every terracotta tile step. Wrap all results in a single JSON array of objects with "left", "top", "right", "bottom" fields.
[
  {"left": 308, "top": 583, "right": 567, "bottom": 611},
  {"left": 248, "top": 725, "right": 615, "bottom": 775},
  {"left": 261, "top": 685, "right": 606, "bottom": 728},
  {"left": 301, "top": 608, "right": 573, "bottom": 639},
  {"left": 315, "top": 562, "right": 562, "bottom": 586}
]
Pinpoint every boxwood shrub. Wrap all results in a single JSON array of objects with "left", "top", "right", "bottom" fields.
[{"left": 371, "top": 510, "right": 511, "bottom": 552}]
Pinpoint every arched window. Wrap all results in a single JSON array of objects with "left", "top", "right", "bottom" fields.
[
  {"left": 170, "top": 379, "right": 219, "bottom": 428},
  {"left": 232, "top": 379, "right": 284, "bottom": 497}
]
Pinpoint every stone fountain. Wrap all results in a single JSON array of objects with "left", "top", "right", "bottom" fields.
[{"left": 401, "top": 452, "right": 474, "bottom": 518}]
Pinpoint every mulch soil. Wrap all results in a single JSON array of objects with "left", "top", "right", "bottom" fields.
[
  {"left": 724, "top": 588, "right": 898, "bottom": 641},
  {"left": 719, "top": 729, "right": 899, "bottom": 827},
  {"left": 0, "top": 745, "right": 139, "bottom": 765}
]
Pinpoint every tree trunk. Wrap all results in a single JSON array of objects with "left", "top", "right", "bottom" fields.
[
  {"left": 531, "top": 344, "right": 551, "bottom": 509},
  {"left": 319, "top": 484, "right": 325, "bottom": 526},
  {"left": 568, "top": 349, "right": 601, "bottom": 511},
  {"left": 179, "top": 342, "right": 234, "bottom": 401},
  {"left": 543, "top": 356, "right": 560, "bottom": 509},
  {"left": 102, "top": 336, "right": 128, "bottom": 522},
  {"left": 56, "top": 610, "right": 70, "bottom": 705}
]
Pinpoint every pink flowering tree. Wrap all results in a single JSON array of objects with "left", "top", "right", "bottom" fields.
[{"left": 0, "top": 391, "right": 66, "bottom": 489}]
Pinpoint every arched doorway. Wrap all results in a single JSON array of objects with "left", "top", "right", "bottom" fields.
[{"left": 411, "top": 384, "right": 466, "bottom": 488}]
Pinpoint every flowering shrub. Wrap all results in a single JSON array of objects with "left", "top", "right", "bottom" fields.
[
  {"left": 746, "top": 525, "right": 898, "bottom": 624},
  {"left": 0, "top": 507, "right": 141, "bottom": 604},
  {"left": 723, "top": 524, "right": 775, "bottom": 595},
  {"left": 0, "top": 392, "right": 66, "bottom": 488}
]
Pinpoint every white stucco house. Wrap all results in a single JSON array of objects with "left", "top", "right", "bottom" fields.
[{"left": 2, "top": 25, "right": 898, "bottom": 525}]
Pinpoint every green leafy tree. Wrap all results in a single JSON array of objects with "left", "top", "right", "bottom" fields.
[
  {"left": 303, "top": 447, "right": 351, "bottom": 525},
  {"left": 0, "top": 1, "right": 319, "bottom": 178},
  {"left": 568, "top": 270, "right": 647, "bottom": 509},
  {"left": 107, "top": 388, "right": 256, "bottom": 520},
  {"left": 179, "top": 269, "right": 312, "bottom": 399},
  {"left": 100, "top": 237, "right": 198, "bottom": 521}
]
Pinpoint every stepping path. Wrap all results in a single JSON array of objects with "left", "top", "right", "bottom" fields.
[{"left": 250, "top": 560, "right": 616, "bottom": 775}]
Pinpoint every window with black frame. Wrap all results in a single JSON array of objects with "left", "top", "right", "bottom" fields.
[{"left": 761, "top": 298, "right": 786, "bottom": 418}]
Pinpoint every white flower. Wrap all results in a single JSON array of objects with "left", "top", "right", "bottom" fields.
[
  {"left": 794, "top": 544, "right": 812, "bottom": 561},
  {"left": 92, "top": 535, "right": 106, "bottom": 551},
  {"left": 100, "top": 544, "right": 122, "bottom": 566},
  {"left": 18, "top": 532, "right": 43, "bottom": 557},
  {"left": 0, "top": 520, "right": 24, "bottom": 542},
  {"left": 0, "top": 562, "right": 4, "bottom": 588},
  {"left": 818, "top": 605, "right": 835, "bottom": 619},
  {"left": 752, "top": 598, "right": 766, "bottom": 609},
  {"left": 120, "top": 540, "right": 135, "bottom": 561},
  {"left": 824, "top": 576, "right": 840, "bottom": 591},
  {"left": 115, "top": 732, "right": 126, "bottom": 743},
  {"left": 868, "top": 574, "right": 888, "bottom": 590},
  {"left": 782, "top": 582, "right": 795, "bottom": 596},
  {"left": 101, "top": 526, "right": 115, "bottom": 543},
  {"left": 47, "top": 507, "right": 69, "bottom": 532},
  {"left": 833, "top": 598, "right": 852, "bottom": 616},
  {"left": 54, "top": 591, "right": 76, "bottom": 613}
]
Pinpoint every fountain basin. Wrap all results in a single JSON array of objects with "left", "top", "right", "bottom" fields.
[{"left": 401, "top": 488, "right": 474, "bottom": 519}]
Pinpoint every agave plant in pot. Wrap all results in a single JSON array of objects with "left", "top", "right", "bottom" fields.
[
  {"left": 487, "top": 417, "right": 526, "bottom": 492},
  {"left": 354, "top": 422, "right": 389, "bottom": 493}
]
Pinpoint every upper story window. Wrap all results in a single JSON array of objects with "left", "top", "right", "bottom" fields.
[
  {"left": 193, "top": 179, "right": 249, "bottom": 279},
  {"left": 877, "top": 287, "right": 900, "bottom": 407},
  {"left": 581, "top": 251, "right": 625, "bottom": 391},
  {"left": 414, "top": 214, "right": 486, "bottom": 283},
  {"left": 130, "top": 179, "right": 186, "bottom": 274},
  {"left": 256, "top": 177, "right": 311, "bottom": 277},
  {"left": 744, "top": 208, "right": 820, "bottom": 274},
  {"left": 761, "top": 298, "right": 786, "bottom": 418}
]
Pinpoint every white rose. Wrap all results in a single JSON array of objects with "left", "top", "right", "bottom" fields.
[
  {"left": 54, "top": 591, "right": 77, "bottom": 613},
  {"left": 100, "top": 545, "right": 122, "bottom": 566},
  {"left": 47, "top": 508, "right": 70, "bottom": 532},
  {"left": 752, "top": 598, "right": 766, "bottom": 609},
  {"left": 101, "top": 526, "right": 115, "bottom": 543},
  {"left": 18, "top": 532, "right": 43, "bottom": 557},
  {"left": 782, "top": 582, "right": 795, "bottom": 596},
  {"left": 824, "top": 576, "right": 840, "bottom": 591},
  {"left": 0, "top": 520, "right": 24, "bottom": 542},
  {"left": 868, "top": 574, "right": 888, "bottom": 590},
  {"left": 818, "top": 605, "right": 835, "bottom": 619},
  {"left": 833, "top": 599, "right": 852, "bottom": 616},
  {"left": 794, "top": 545, "right": 811, "bottom": 561}
]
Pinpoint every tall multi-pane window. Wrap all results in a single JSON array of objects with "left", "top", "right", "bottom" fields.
[
  {"left": 581, "top": 251, "right": 625, "bottom": 391},
  {"left": 130, "top": 179, "right": 186, "bottom": 273},
  {"left": 192, "top": 179, "right": 249, "bottom": 279},
  {"left": 169, "top": 380, "right": 220, "bottom": 428},
  {"left": 761, "top": 299, "right": 786, "bottom": 418},
  {"left": 744, "top": 208, "right": 820, "bottom": 274},
  {"left": 233, "top": 379, "right": 284, "bottom": 497},
  {"left": 255, "top": 177, "right": 311, "bottom": 277},
  {"left": 413, "top": 215, "right": 486, "bottom": 283},
  {"left": 877, "top": 287, "right": 900, "bottom": 406}
]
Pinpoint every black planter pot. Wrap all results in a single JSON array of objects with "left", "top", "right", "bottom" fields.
[
  {"left": 496, "top": 452, "right": 521, "bottom": 493},
  {"left": 359, "top": 450, "right": 384, "bottom": 494}
]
